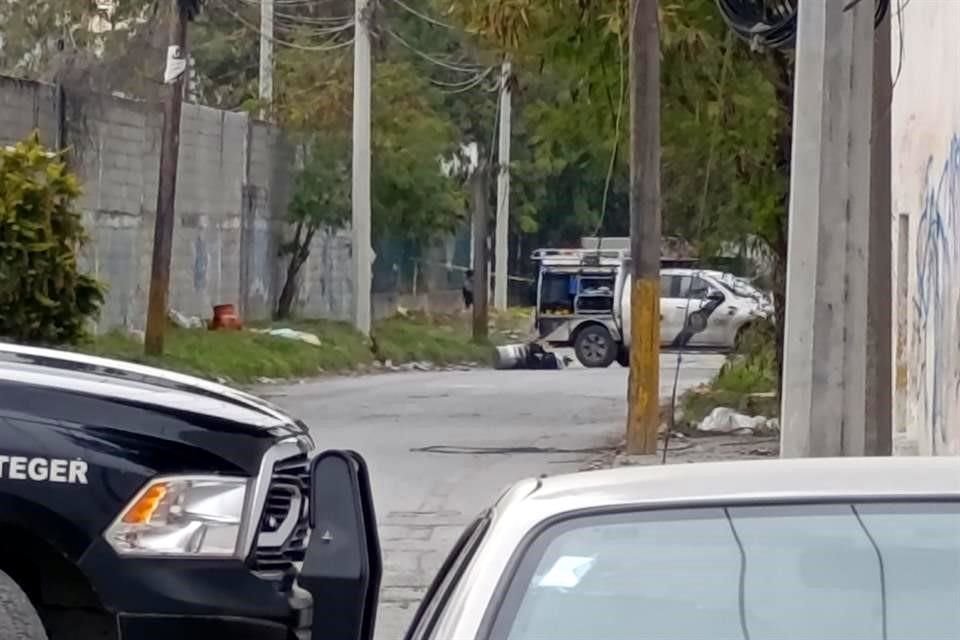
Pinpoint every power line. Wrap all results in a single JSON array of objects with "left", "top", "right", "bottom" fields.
[
  {"left": 273, "top": 11, "right": 354, "bottom": 27},
  {"left": 236, "top": 0, "right": 346, "bottom": 6},
  {"left": 438, "top": 70, "right": 492, "bottom": 94},
  {"left": 387, "top": 0, "right": 455, "bottom": 30},
  {"left": 384, "top": 25, "right": 485, "bottom": 74},
  {"left": 591, "top": 7, "right": 628, "bottom": 247},
  {"left": 235, "top": 0, "right": 352, "bottom": 22},
  {"left": 213, "top": 0, "right": 355, "bottom": 51},
  {"left": 430, "top": 66, "right": 494, "bottom": 90},
  {"left": 273, "top": 14, "right": 356, "bottom": 36}
]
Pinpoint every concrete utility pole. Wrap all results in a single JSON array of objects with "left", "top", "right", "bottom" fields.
[
  {"left": 866, "top": 9, "right": 893, "bottom": 455},
  {"left": 781, "top": 0, "right": 877, "bottom": 457},
  {"left": 258, "top": 0, "right": 274, "bottom": 119},
  {"left": 144, "top": 0, "right": 189, "bottom": 356},
  {"left": 352, "top": 0, "right": 373, "bottom": 335},
  {"left": 626, "top": 0, "right": 661, "bottom": 455},
  {"left": 493, "top": 59, "right": 512, "bottom": 311},
  {"left": 471, "top": 164, "right": 490, "bottom": 343}
]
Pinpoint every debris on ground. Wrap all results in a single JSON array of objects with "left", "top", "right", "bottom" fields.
[
  {"left": 610, "top": 433, "right": 781, "bottom": 467},
  {"left": 697, "top": 407, "right": 779, "bottom": 435},
  {"left": 168, "top": 309, "right": 204, "bottom": 329},
  {"left": 251, "top": 327, "right": 323, "bottom": 347},
  {"left": 494, "top": 343, "right": 565, "bottom": 370}
]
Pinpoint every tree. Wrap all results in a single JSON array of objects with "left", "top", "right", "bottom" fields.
[
  {"left": 0, "top": 135, "right": 105, "bottom": 344},
  {"left": 451, "top": 0, "right": 785, "bottom": 272},
  {"left": 274, "top": 46, "right": 465, "bottom": 270},
  {"left": 276, "top": 136, "right": 352, "bottom": 319},
  {"left": 0, "top": 0, "right": 168, "bottom": 99}
]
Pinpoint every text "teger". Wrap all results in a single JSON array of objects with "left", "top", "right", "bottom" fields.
[{"left": 0, "top": 455, "right": 88, "bottom": 485}]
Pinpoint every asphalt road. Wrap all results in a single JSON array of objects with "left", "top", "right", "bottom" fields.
[{"left": 262, "top": 352, "right": 724, "bottom": 639}]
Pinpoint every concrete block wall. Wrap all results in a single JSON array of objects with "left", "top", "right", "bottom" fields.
[
  {"left": 891, "top": 2, "right": 960, "bottom": 455},
  {"left": 0, "top": 76, "right": 59, "bottom": 148},
  {"left": 0, "top": 75, "right": 354, "bottom": 329}
]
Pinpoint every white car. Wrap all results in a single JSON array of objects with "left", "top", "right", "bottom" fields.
[
  {"left": 404, "top": 457, "right": 960, "bottom": 640},
  {"left": 655, "top": 268, "right": 773, "bottom": 349}
]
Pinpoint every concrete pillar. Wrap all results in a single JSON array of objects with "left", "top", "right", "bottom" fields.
[
  {"left": 865, "top": 11, "right": 893, "bottom": 456},
  {"left": 781, "top": 0, "right": 876, "bottom": 457}
]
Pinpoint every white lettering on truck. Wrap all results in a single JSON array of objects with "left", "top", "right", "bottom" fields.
[{"left": 0, "top": 456, "right": 88, "bottom": 485}]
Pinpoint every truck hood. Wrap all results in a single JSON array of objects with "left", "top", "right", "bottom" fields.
[{"left": 0, "top": 345, "right": 313, "bottom": 474}]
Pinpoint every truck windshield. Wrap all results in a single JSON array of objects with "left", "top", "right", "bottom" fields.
[{"left": 489, "top": 502, "right": 960, "bottom": 640}]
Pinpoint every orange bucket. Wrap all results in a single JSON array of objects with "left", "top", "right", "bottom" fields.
[{"left": 210, "top": 304, "right": 243, "bottom": 330}]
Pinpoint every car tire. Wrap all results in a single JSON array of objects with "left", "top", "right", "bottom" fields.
[
  {"left": 0, "top": 570, "right": 47, "bottom": 640},
  {"left": 616, "top": 346, "right": 630, "bottom": 367},
  {"left": 574, "top": 325, "right": 617, "bottom": 368}
]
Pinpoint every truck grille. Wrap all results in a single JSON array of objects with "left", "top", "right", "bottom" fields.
[{"left": 253, "top": 454, "right": 311, "bottom": 572}]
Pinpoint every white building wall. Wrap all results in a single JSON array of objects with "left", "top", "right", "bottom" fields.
[{"left": 892, "top": 1, "right": 960, "bottom": 455}]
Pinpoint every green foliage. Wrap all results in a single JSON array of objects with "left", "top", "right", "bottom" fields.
[
  {"left": 715, "top": 318, "right": 777, "bottom": 393},
  {"left": 0, "top": 135, "right": 105, "bottom": 345},
  {"left": 449, "top": 0, "right": 786, "bottom": 266},
  {"left": 289, "top": 136, "right": 352, "bottom": 234},
  {"left": 370, "top": 62, "right": 464, "bottom": 243},
  {"left": 276, "top": 136, "right": 351, "bottom": 319},
  {"left": 87, "top": 321, "right": 373, "bottom": 383},
  {"left": 373, "top": 314, "right": 493, "bottom": 365},
  {"left": 276, "top": 50, "right": 464, "bottom": 246},
  {"left": 86, "top": 313, "right": 513, "bottom": 382}
]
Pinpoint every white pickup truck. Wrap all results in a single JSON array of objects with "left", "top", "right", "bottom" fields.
[{"left": 532, "top": 249, "right": 773, "bottom": 368}]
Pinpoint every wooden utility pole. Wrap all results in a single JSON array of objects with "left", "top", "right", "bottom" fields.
[
  {"left": 144, "top": 0, "right": 189, "bottom": 356},
  {"left": 626, "top": 0, "right": 661, "bottom": 455},
  {"left": 471, "top": 164, "right": 490, "bottom": 343}
]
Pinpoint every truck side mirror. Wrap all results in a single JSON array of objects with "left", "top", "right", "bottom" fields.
[
  {"left": 707, "top": 289, "right": 725, "bottom": 302},
  {"left": 299, "top": 450, "right": 382, "bottom": 640}
]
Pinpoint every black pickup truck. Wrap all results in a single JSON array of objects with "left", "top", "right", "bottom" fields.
[{"left": 0, "top": 343, "right": 380, "bottom": 640}]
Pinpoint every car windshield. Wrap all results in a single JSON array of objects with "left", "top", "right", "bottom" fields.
[{"left": 491, "top": 502, "right": 960, "bottom": 640}]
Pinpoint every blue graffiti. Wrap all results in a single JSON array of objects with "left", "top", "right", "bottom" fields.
[
  {"left": 194, "top": 235, "right": 208, "bottom": 292},
  {"left": 913, "top": 135, "right": 960, "bottom": 452}
]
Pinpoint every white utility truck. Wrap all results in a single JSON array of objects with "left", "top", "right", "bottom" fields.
[{"left": 532, "top": 248, "right": 772, "bottom": 368}]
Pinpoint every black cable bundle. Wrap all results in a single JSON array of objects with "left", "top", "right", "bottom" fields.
[{"left": 715, "top": 0, "right": 891, "bottom": 51}]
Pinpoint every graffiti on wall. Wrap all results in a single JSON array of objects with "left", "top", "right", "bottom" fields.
[{"left": 913, "top": 135, "right": 960, "bottom": 454}]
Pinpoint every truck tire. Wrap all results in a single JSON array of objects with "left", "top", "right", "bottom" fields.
[
  {"left": 574, "top": 325, "right": 617, "bottom": 368},
  {"left": 0, "top": 570, "right": 47, "bottom": 640},
  {"left": 616, "top": 346, "right": 630, "bottom": 367}
]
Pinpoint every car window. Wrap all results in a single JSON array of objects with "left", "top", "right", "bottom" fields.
[
  {"left": 488, "top": 502, "right": 960, "bottom": 640},
  {"left": 406, "top": 513, "right": 490, "bottom": 640},
  {"left": 686, "top": 276, "right": 710, "bottom": 298},
  {"left": 669, "top": 275, "right": 709, "bottom": 299}
]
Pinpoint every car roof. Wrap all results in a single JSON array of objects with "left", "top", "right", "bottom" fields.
[
  {"left": 0, "top": 342, "right": 293, "bottom": 428},
  {"left": 518, "top": 457, "right": 960, "bottom": 512},
  {"left": 660, "top": 267, "right": 729, "bottom": 279}
]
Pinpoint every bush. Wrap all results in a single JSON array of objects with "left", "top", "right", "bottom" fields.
[
  {"left": 678, "top": 317, "right": 779, "bottom": 429},
  {"left": 0, "top": 135, "right": 105, "bottom": 344},
  {"left": 716, "top": 318, "right": 777, "bottom": 393}
]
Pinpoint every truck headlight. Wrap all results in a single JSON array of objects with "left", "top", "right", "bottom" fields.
[{"left": 105, "top": 476, "right": 248, "bottom": 558}]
